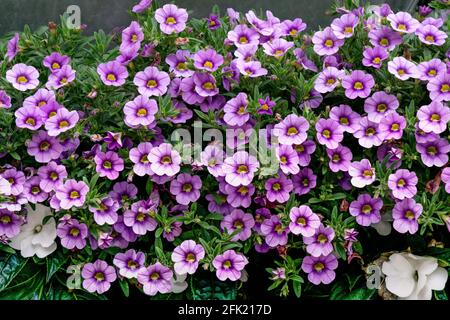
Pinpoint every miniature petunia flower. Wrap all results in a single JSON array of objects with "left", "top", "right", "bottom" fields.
[
  {"left": 46, "top": 65, "right": 76, "bottom": 90},
  {"left": 23, "top": 176, "right": 48, "bottom": 203},
  {"left": 129, "top": 142, "right": 154, "bottom": 176},
  {"left": 416, "top": 59, "right": 446, "bottom": 81},
  {"left": 109, "top": 181, "right": 138, "bottom": 204},
  {"left": 427, "top": 73, "right": 450, "bottom": 102},
  {"left": 26, "top": 130, "right": 63, "bottom": 163},
  {"left": 388, "top": 169, "right": 418, "bottom": 200},
  {"left": 56, "top": 218, "right": 88, "bottom": 250},
  {"left": 293, "top": 140, "right": 316, "bottom": 167},
  {"left": 124, "top": 95, "right": 158, "bottom": 126},
  {"left": 260, "top": 215, "right": 289, "bottom": 247},
  {"left": 43, "top": 52, "right": 71, "bottom": 73},
  {"left": 15, "top": 106, "right": 44, "bottom": 130},
  {"left": 6, "top": 33, "right": 19, "bottom": 62},
  {"left": 132, "top": 0, "right": 152, "bottom": 13},
  {"left": 326, "top": 145, "right": 352, "bottom": 172},
  {"left": 37, "top": 161, "right": 68, "bottom": 193},
  {"left": 1, "top": 169, "right": 25, "bottom": 196},
  {"left": 6, "top": 63, "right": 40, "bottom": 91},
  {"left": 416, "top": 138, "right": 450, "bottom": 167},
  {"left": 94, "top": 151, "right": 124, "bottom": 180},
  {"left": 330, "top": 13, "right": 359, "bottom": 39},
  {"left": 348, "top": 159, "right": 375, "bottom": 188},
  {"left": 0, "top": 90, "right": 12, "bottom": 109},
  {"left": 273, "top": 114, "right": 309, "bottom": 145},
  {"left": 392, "top": 198, "right": 422, "bottom": 234},
  {"left": 97, "top": 61, "right": 128, "bottom": 86},
  {"left": 304, "top": 224, "right": 335, "bottom": 257},
  {"left": 221, "top": 209, "right": 255, "bottom": 241},
  {"left": 292, "top": 167, "right": 317, "bottom": 195},
  {"left": 441, "top": 168, "right": 450, "bottom": 194},
  {"left": 354, "top": 117, "right": 383, "bottom": 148},
  {"left": 312, "top": 27, "right": 344, "bottom": 56},
  {"left": 123, "top": 199, "right": 158, "bottom": 235},
  {"left": 364, "top": 91, "right": 399, "bottom": 123},
  {"left": 114, "top": 249, "right": 146, "bottom": 279},
  {"left": 193, "top": 49, "right": 224, "bottom": 72},
  {"left": 222, "top": 151, "right": 259, "bottom": 187},
  {"left": 265, "top": 174, "right": 293, "bottom": 203},
  {"left": 193, "top": 72, "right": 219, "bottom": 97},
  {"left": 387, "top": 12, "right": 420, "bottom": 33},
  {"left": 315, "top": 118, "right": 344, "bottom": 149},
  {"left": 120, "top": 21, "right": 144, "bottom": 51},
  {"left": 207, "top": 14, "right": 221, "bottom": 30},
  {"left": 362, "top": 46, "right": 388, "bottom": 69},
  {"left": 329, "top": 104, "right": 361, "bottom": 133},
  {"left": 224, "top": 183, "right": 255, "bottom": 208},
  {"left": 293, "top": 48, "right": 318, "bottom": 72},
  {"left": 416, "top": 24, "right": 448, "bottom": 46},
  {"left": 171, "top": 240, "right": 205, "bottom": 275},
  {"left": 314, "top": 67, "right": 345, "bottom": 93},
  {"left": 155, "top": 4, "right": 188, "bottom": 35},
  {"left": 82, "top": 260, "right": 117, "bottom": 294},
  {"left": 236, "top": 59, "right": 268, "bottom": 78},
  {"left": 280, "top": 18, "right": 306, "bottom": 37},
  {"left": 170, "top": 173, "right": 202, "bottom": 205},
  {"left": 349, "top": 193, "right": 383, "bottom": 226},
  {"left": 89, "top": 197, "right": 119, "bottom": 226},
  {"left": 368, "top": 26, "right": 402, "bottom": 51},
  {"left": 379, "top": 111, "right": 406, "bottom": 140},
  {"left": 417, "top": 101, "right": 450, "bottom": 134},
  {"left": 289, "top": 205, "right": 320, "bottom": 237},
  {"left": 301, "top": 254, "right": 338, "bottom": 285},
  {"left": 0, "top": 209, "right": 21, "bottom": 238},
  {"left": 212, "top": 250, "right": 248, "bottom": 281},
  {"left": 55, "top": 179, "right": 89, "bottom": 210},
  {"left": 388, "top": 57, "right": 418, "bottom": 81},
  {"left": 276, "top": 144, "right": 300, "bottom": 175},
  {"left": 134, "top": 66, "right": 170, "bottom": 97},
  {"left": 227, "top": 24, "right": 260, "bottom": 47},
  {"left": 165, "top": 49, "right": 194, "bottom": 77},
  {"left": 44, "top": 108, "right": 79, "bottom": 136},
  {"left": 262, "top": 38, "right": 294, "bottom": 58},
  {"left": 342, "top": 70, "right": 375, "bottom": 99},
  {"left": 148, "top": 143, "right": 181, "bottom": 177}
]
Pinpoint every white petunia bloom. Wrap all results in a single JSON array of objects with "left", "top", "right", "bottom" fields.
[
  {"left": 0, "top": 176, "right": 12, "bottom": 196},
  {"left": 9, "top": 204, "right": 57, "bottom": 258},
  {"left": 382, "top": 252, "right": 448, "bottom": 300},
  {"left": 171, "top": 272, "right": 188, "bottom": 294},
  {"left": 371, "top": 211, "right": 393, "bottom": 236}
]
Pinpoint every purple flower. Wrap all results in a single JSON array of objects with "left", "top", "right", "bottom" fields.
[
  {"left": 364, "top": 91, "right": 399, "bottom": 123},
  {"left": 280, "top": 18, "right": 306, "bottom": 37},
  {"left": 257, "top": 96, "right": 275, "bottom": 115},
  {"left": 330, "top": 13, "right": 359, "bottom": 39},
  {"left": 392, "top": 199, "right": 423, "bottom": 234},
  {"left": 109, "top": 181, "right": 137, "bottom": 204},
  {"left": 419, "top": 5, "right": 433, "bottom": 17},
  {"left": 193, "top": 49, "right": 224, "bottom": 72},
  {"left": 416, "top": 138, "right": 450, "bottom": 167},
  {"left": 170, "top": 173, "right": 202, "bottom": 205},
  {"left": 301, "top": 254, "right": 338, "bottom": 285},
  {"left": 44, "top": 108, "right": 79, "bottom": 136},
  {"left": 171, "top": 240, "right": 205, "bottom": 275},
  {"left": 55, "top": 179, "right": 89, "bottom": 210},
  {"left": 342, "top": 70, "right": 375, "bottom": 99},
  {"left": 0, "top": 209, "right": 21, "bottom": 238},
  {"left": 166, "top": 50, "right": 193, "bottom": 77},
  {"left": 116, "top": 46, "right": 139, "bottom": 65},
  {"left": 113, "top": 249, "right": 145, "bottom": 279},
  {"left": 441, "top": 168, "right": 450, "bottom": 194},
  {"left": 354, "top": 117, "right": 383, "bottom": 148},
  {"left": 326, "top": 145, "right": 352, "bottom": 172},
  {"left": 223, "top": 151, "right": 259, "bottom": 187},
  {"left": 379, "top": 111, "right": 406, "bottom": 140},
  {"left": 15, "top": 106, "right": 44, "bottom": 130},
  {"left": 261, "top": 215, "right": 289, "bottom": 247},
  {"left": 388, "top": 169, "right": 418, "bottom": 200},
  {"left": 289, "top": 205, "right": 320, "bottom": 237},
  {"left": 224, "top": 183, "right": 255, "bottom": 208},
  {"left": 276, "top": 144, "right": 300, "bottom": 175},
  {"left": 235, "top": 60, "right": 268, "bottom": 78},
  {"left": 6, "top": 33, "right": 19, "bottom": 62},
  {"left": 23, "top": 176, "right": 48, "bottom": 203},
  {"left": 57, "top": 218, "right": 88, "bottom": 249},
  {"left": 120, "top": 21, "right": 144, "bottom": 51},
  {"left": 368, "top": 26, "right": 402, "bottom": 51},
  {"left": 349, "top": 194, "right": 383, "bottom": 226},
  {"left": 43, "top": 52, "right": 71, "bottom": 73},
  {"left": 97, "top": 61, "right": 128, "bottom": 86},
  {"left": 292, "top": 167, "right": 317, "bottom": 195},
  {"left": 124, "top": 199, "right": 158, "bottom": 235},
  {"left": 417, "top": 59, "right": 446, "bottom": 81},
  {"left": 132, "top": 0, "right": 152, "bottom": 13},
  {"left": 193, "top": 72, "right": 219, "bottom": 97},
  {"left": 304, "top": 224, "right": 335, "bottom": 257},
  {"left": 129, "top": 142, "right": 153, "bottom": 176},
  {"left": 273, "top": 114, "right": 309, "bottom": 145},
  {"left": 362, "top": 46, "right": 388, "bottom": 69},
  {"left": 0, "top": 90, "right": 12, "bottom": 109},
  {"left": 208, "top": 14, "right": 221, "bottom": 30},
  {"left": 293, "top": 48, "right": 318, "bottom": 72},
  {"left": 155, "top": 4, "right": 188, "bottom": 35},
  {"left": 312, "top": 27, "right": 344, "bottom": 56},
  {"left": 94, "top": 151, "right": 124, "bottom": 180},
  {"left": 134, "top": 66, "right": 170, "bottom": 97},
  {"left": 221, "top": 209, "right": 255, "bottom": 241},
  {"left": 262, "top": 39, "right": 294, "bottom": 58},
  {"left": 265, "top": 174, "right": 293, "bottom": 203},
  {"left": 89, "top": 197, "right": 119, "bottom": 226},
  {"left": 6, "top": 63, "right": 39, "bottom": 91},
  {"left": 329, "top": 104, "right": 361, "bottom": 133},
  {"left": 26, "top": 130, "right": 63, "bottom": 163},
  {"left": 416, "top": 24, "right": 447, "bottom": 46},
  {"left": 315, "top": 119, "right": 344, "bottom": 149},
  {"left": 37, "top": 161, "right": 67, "bottom": 193},
  {"left": 212, "top": 250, "right": 248, "bottom": 281},
  {"left": 200, "top": 145, "right": 225, "bottom": 177},
  {"left": 422, "top": 17, "right": 443, "bottom": 28},
  {"left": 293, "top": 140, "right": 316, "bottom": 167},
  {"left": 417, "top": 101, "right": 450, "bottom": 134},
  {"left": 1, "top": 169, "right": 25, "bottom": 196},
  {"left": 227, "top": 24, "right": 260, "bottom": 47},
  {"left": 82, "top": 260, "right": 117, "bottom": 294},
  {"left": 314, "top": 67, "right": 345, "bottom": 93},
  {"left": 387, "top": 12, "right": 420, "bottom": 33},
  {"left": 388, "top": 57, "right": 418, "bottom": 81},
  {"left": 234, "top": 44, "right": 258, "bottom": 62},
  {"left": 348, "top": 159, "right": 375, "bottom": 188},
  {"left": 148, "top": 143, "right": 181, "bottom": 176},
  {"left": 138, "top": 263, "right": 173, "bottom": 296},
  {"left": 427, "top": 73, "right": 450, "bottom": 102},
  {"left": 124, "top": 95, "right": 158, "bottom": 126}
]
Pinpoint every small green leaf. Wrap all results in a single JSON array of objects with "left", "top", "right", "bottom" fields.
[{"left": 119, "top": 279, "right": 130, "bottom": 298}]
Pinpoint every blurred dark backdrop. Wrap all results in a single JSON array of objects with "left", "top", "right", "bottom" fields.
[{"left": 0, "top": 0, "right": 417, "bottom": 35}]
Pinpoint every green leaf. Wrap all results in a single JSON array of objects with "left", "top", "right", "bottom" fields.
[
  {"left": 119, "top": 279, "right": 130, "bottom": 298},
  {"left": 46, "top": 253, "right": 69, "bottom": 283},
  {"left": 292, "top": 279, "right": 302, "bottom": 298},
  {"left": 0, "top": 254, "right": 28, "bottom": 292}
]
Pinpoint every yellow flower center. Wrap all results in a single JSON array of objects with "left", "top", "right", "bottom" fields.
[
  {"left": 322, "top": 129, "right": 331, "bottom": 139},
  {"left": 106, "top": 73, "right": 116, "bottom": 81},
  {"left": 202, "top": 82, "right": 214, "bottom": 90},
  {"left": 274, "top": 224, "right": 283, "bottom": 233},
  {"left": 59, "top": 120, "right": 69, "bottom": 128},
  {"left": 31, "top": 186, "right": 40, "bottom": 194},
  {"left": 397, "top": 178, "right": 406, "bottom": 187},
  {"left": 128, "top": 260, "right": 138, "bottom": 269},
  {"left": 94, "top": 272, "right": 105, "bottom": 281},
  {"left": 397, "top": 69, "right": 405, "bottom": 76},
  {"left": 69, "top": 227, "right": 80, "bottom": 237},
  {"left": 147, "top": 80, "right": 157, "bottom": 88},
  {"left": 39, "top": 141, "right": 50, "bottom": 151},
  {"left": 372, "top": 57, "right": 381, "bottom": 64},
  {"left": 161, "top": 156, "right": 172, "bottom": 164},
  {"left": 150, "top": 272, "right": 160, "bottom": 280},
  {"left": 425, "top": 35, "right": 435, "bottom": 43},
  {"left": 339, "top": 117, "right": 349, "bottom": 125},
  {"left": 397, "top": 24, "right": 407, "bottom": 31},
  {"left": 280, "top": 156, "right": 287, "bottom": 164},
  {"left": 238, "top": 186, "right": 248, "bottom": 195},
  {"left": 428, "top": 69, "right": 437, "bottom": 77},
  {"left": 166, "top": 17, "right": 176, "bottom": 25},
  {"left": 70, "top": 190, "right": 80, "bottom": 199},
  {"left": 441, "top": 84, "right": 449, "bottom": 93},
  {"left": 49, "top": 111, "right": 57, "bottom": 117},
  {"left": 140, "top": 154, "right": 149, "bottom": 163},
  {"left": 377, "top": 103, "right": 387, "bottom": 112},
  {"left": 365, "top": 127, "right": 376, "bottom": 136},
  {"left": 103, "top": 161, "right": 112, "bottom": 169},
  {"left": 379, "top": 38, "right": 389, "bottom": 46},
  {"left": 326, "top": 78, "right": 335, "bottom": 85},
  {"left": 362, "top": 204, "right": 372, "bottom": 214},
  {"left": 296, "top": 217, "right": 306, "bottom": 226},
  {"left": 183, "top": 183, "right": 193, "bottom": 192},
  {"left": 317, "top": 234, "right": 328, "bottom": 243},
  {"left": 52, "top": 62, "right": 61, "bottom": 69},
  {"left": 427, "top": 146, "right": 437, "bottom": 155},
  {"left": 344, "top": 26, "right": 353, "bottom": 34},
  {"left": 314, "top": 262, "right": 325, "bottom": 271},
  {"left": 261, "top": 104, "right": 269, "bottom": 110},
  {"left": 38, "top": 101, "right": 47, "bottom": 107},
  {"left": 324, "top": 39, "right": 334, "bottom": 47},
  {"left": 26, "top": 118, "right": 36, "bottom": 126},
  {"left": 391, "top": 123, "right": 400, "bottom": 131},
  {"left": 275, "top": 50, "right": 284, "bottom": 56},
  {"left": 237, "top": 106, "right": 246, "bottom": 115},
  {"left": 137, "top": 108, "right": 147, "bottom": 117},
  {"left": 223, "top": 260, "right": 232, "bottom": 269},
  {"left": 203, "top": 61, "right": 214, "bottom": 69},
  {"left": 50, "top": 172, "right": 58, "bottom": 180},
  {"left": 353, "top": 81, "right": 364, "bottom": 90},
  {"left": 290, "top": 29, "right": 298, "bottom": 36},
  {"left": 17, "top": 76, "right": 28, "bottom": 84},
  {"left": 176, "top": 62, "right": 187, "bottom": 70},
  {"left": 332, "top": 154, "right": 340, "bottom": 162},
  {"left": 287, "top": 127, "right": 298, "bottom": 136},
  {"left": 302, "top": 178, "right": 309, "bottom": 186},
  {"left": 363, "top": 169, "right": 373, "bottom": 177},
  {"left": 234, "top": 220, "right": 244, "bottom": 229},
  {"left": 239, "top": 36, "right": 248, "bottom": 44},
  {"left": 0, "top": 215, "right": 11, "bottom": 224},
  {"left": 131, "top": 34, "right": 138, "bottom": 42},
  {"left": 272, "top": 183, "right": 281, "bottom": 191},
  {"left": 430, "top": 113, "right": 441, "bottom": 121},
  {"left": 186, "top": 253, "right": 196, "bottom": 263},
  {"left": 404, "top": 210, "right": 415, "bottom": 220},
  {"left": 237, "top": 165, "right": 248, "bottom": 174},
  {"left": 295, "top": 144, "right": 304, "bottom": 153}
]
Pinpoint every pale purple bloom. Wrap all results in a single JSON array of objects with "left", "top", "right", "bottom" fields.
[
  {"left": 342, "top": 70, "right": 375, "bottom": 99},
  {"left": 417, "top": 59, "right": 446, "bottom": 81},
  {"left": 223, "top": 151, "right": 259, "bottom": 187},
  {"left": 362, "top": 46, "right": 388, "bottom": 69},
  {"left": 89, "top": 197, "right": 119, "bottom": 226},
  {"left": 301, "top": 254, "right": 338, "bottom": 285},
  {"left": 40, "top": 100, "right": 63, "bottom": 121},
  {"left": 0, "top": 90, "right": 12, "bottom": 109},
  {"left": 421, "top": 17, "right": 443, "bottom": 28},
  {"left": 56, "top": 179, "right": 89, "bottom": 210},
  {"left": 293, "top": 48, "right": 318, "bottom": 72},
  {"left": 109, "top": 181, "right": 137, "bottom": 204},
  {"left": 265, "top": 174, "right": 293, "bottom": 203},
  {"left": 193, "top": 72, "right": 219, "bottom": 97},
  {"left": 392, "top": 199, "right": 423, "bottom": 234},
  {"left": 134, "top": 66, "right": 170, "bottom": 97},
  {"left": 312, "top": 27, "right": 344, "bottom": 56},
  {"left": 388, "top": 57, "right": 418, "bottom": 80},
  {"left": 348, "top": 159, "right": 375, "bottom": 188},
  {"left": 427, "top": 73, "right": 450, "bottom": 102},
  {"left": 6, "top": 33, "right": 19, "bottom": 62},
  {"left": 416, "top": 138, "right": 450, "bottom": 167},
  {"left": 113, "top": 249, "right": 145, "bottom": 279},
  {"left": 416, "top": 24, "right": 448, "bottom": 46},
  {"left": 227, "top": 8, "right": 240, "bottom": 26},
  {"left": 315, "top": 118, "right": 344, "bottom": 149},
  {"left": 227, "top": 24, "right": 260, "bottom": 47},
  {"left": 273, "top": 114, "right": 309, "bottom": 145},
  {"left": 0, "top": 209, "right": 21, "bottom": 238},
  {"left": 304, "top": 224, "right": 335, "bottom": 257},
  {"left": 138, "top": 262, "right": 173, "bottom": 296},
  {"left": 314, "top": 67, "right": 345, "bottom": 93},
  {"left": 82, "top": 260, "right": 117, "bottom": 294},
  {"left": 124, "top": 95, "right": 158, "bottom": 126},
  {"left": 354, "top": 117, "right": 383, "bottom": 148},
  {"left": 326, "top": 145, "right": 352, "bottom": 172},
  {"left": 170, "top": 173, "right": 202, "bottom": 205},
  {"left": 260, "top": 215, "right": 289, "bottom": 247},
  {"left": 364, "top": 91, "right": 399, "bottom": 123},
  {"left": 207, "top": 14, "right": 221, "bottom": 30},
  {"left": 349, "top": 194, "right": 383, "bottom": 226},
  {"left": 6, "top": 63, "right": 39, "bottom": 91},
  {"left": 166, "top": 50, "right": 193, "bottom": 77},
  {"left": 224, "top": 183, "right": 255, "bottom": 208},
  {"left": 94, "top": 151, "right": 124, "bottom": 180},
  {"left": 44, "top": 108, "right": 79, "bottom": 136},
  {"left": 388, "top": 169, "right": 418, "bottom": 200},
  {"left": 293, "top": 140, "right": 316, "bottom": 167},
  {"left": 263, "top": 38, "right": 294, "bottom": 57},
  {"left": 280, "top": 18, "right": 306, "bottom": 37},
  {"left": 129, "top": 142, "right": 153, "bottom": 176},
  {"left": 292, "top": 168, "right": 317, "bottom": 195},
  {"left": 23, "top": 176, "right": 48, "bottom": 203},
  {"left": 441, "top": 168, "right": 450, "bottom": 194},
  {"left": 15, "top": 106, "right": 44, "bottom": 130},
  {"left": 236, "top": 59, "right": 268, "bottom": 78},
  {"left": 379, "top": 111, "right": 406, "bottom": 140},
  {"left": 331, "top": 13, "right": 359, "bottom": 39},
  {"left": 193, "top": 49, "right": 224, "bottom": 72},
  {"left": 57, "top": 219, "right": 88, "bottom": 249},
  {"left": 97, "top": 61, "right": 128, "bottom": 86},
  {"left": 120, "top": 21, "right": 144, "bottom": 50},
  {"left": 368, "top": 26, "right": 402, "bottom": 51},
  {"left": 257, "top": 96, "right": 275, "bottom": 115},
  {"left": 132, "top": 0, "right": 152, "bottom": 13},
  {"left": 276, "top": 144, "right": 300, "bottom": 175},
  {"left": 221, "top": 209, "right": 255, "bottom": 241},
  {"left": 171, "top": 240, "right": 205, "bottom": 275},
  {"left": 124, "top": 199, "right": 158, "bottom": 235},
  {"left": 212, "top": 250, "right": 248, "bottom": 281},
  {"left": 43, "top": 52, "right": 71, "bottom": 73},
  {"left": 387, "top": 12, "right": 420, "bottom": 33},
  {"left": 148, "top": 143, "right": 181, "bottom": 176},
  {"left": 200, "top": 145, "right": 225, "bottom": 177},
  {"left": 26, "top": 130, "right": 63, "bottom": 163},
  {"left": 289, "top": 205, "right": 320, "bottom": 237},
  {"left": 417, "top": 101, "right": 450, "bottom": 135},
  {"left": 329, "top": 104, "right": 361, "bottom": 133},
  {"left": 234, "top": 44, "right": 258, "bottom": 62},
  {"left": 37, "top": 161, "right": 67, "bottom": 193},
  {"left": 154, "top": 4, "right": 188, "bottom": 34},
  {"left": 1, "top": 169, "right": 25, "bottom": 196},
  {"left": 46, "top": 65, "right": 76, "bottom": 90}
]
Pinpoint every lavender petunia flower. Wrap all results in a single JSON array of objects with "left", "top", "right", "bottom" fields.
[
  {"left": 314, "top": 67, "right": 345, "bottom": 93},
  {"left": 170, "top": 173, "right": 202, "bottom": 205},
  {"left": 388, "top": 57, "right": 418, "bottom": 81},
  {"left": 55, "top": 179, "right": 89, "bottom": 210},
  {"left": 212, "top": 250, "right": 248, "bottom": 281},
  {"left": 342, "top": 70, "right": 375, "bottom": 99},
  {"left": 349, "top": 194, "right": 383, "bottom": 226},
  {"left": 379, "top": 111, "right": 406, "bottom": 140},
  {"left": 97, "top": 61, "right": 128, "bottom": 86},
  {"left": 301, "top": 254, "right": 338, "bottom": 285},
  {"left": 193, "top": 72, "right": 219, "bottom": 97},
  {"left": 134, "top": 66, "right": 170, "bottom": 97},
  {"left": 417, "top": 59, "right": 446, "bottom": 81},
  {"left": 364, "top": 91, "right": 399, "bottom": 123},
  {"left": 354, "top": 117, "right": 383, "bottom": 148},
  {"left": 0, "top": 209, "right": 21, "bottom": 238},
  {"left": 37, "top": 161, "right": 67, "bottom": 193},
  {"left": 227, "top": 24, "right": 260, "bottom": 47},
  {"left": 1, "top": 169, "right": 25, "bottom": 196},
  {"left": 362, "top": 46, "right": 388, "bottom": 69},
  {"left": 129, "top": 142, "right": 154, "bottom": 176},
  {"left": 388, "top": 169, "right": 418, "bottom": 200},
  {"left": 416, "top": 24, "right": 448, "bottom": 46},
  {"left": 171, "top": 240, "right": 205, "bottom": 275},
  {"left": 387, "top": 12, "right": 420, "bottom": 33},
  {"left": 166, "top": 50, "right": 193, "bottom": 78},
  {"left": 43, "top": 52, "right": 71, "bottom": 73},
  {"left": 329, "top": 104, "right": 361, "bottom": 133},
  {"left": 262, "top": 38, "right": 294, "bottom": 58},
  {"left": 221, "top": 209, "right": 255, "bottom": 241},
  {"left": 276, "top": 144, "right": 300, "bottom": 175},
  {"left": 26, "top": 130, "right": 63, "bottom": 163},
  {"left": 326, "top": 145, "right": 352, "bottom": 172},
  {"left": 289, "top": 205, "right": 320, "bottom": 237},
  {"left": 148, "top": 143, "right": 181, "bottom": 177},
  {"left": 155, "top": 4, "right": 188, "bottom": 35},
  {"left": 0, "top": 90, "right": 12, "bottom": 109},
  {"left": 416, "top": 138, "right": 450, "bottom": 167},
  {"left": 124, "top": 95, "right": 158, "bottom": 127},
  {"left": 6, "top": 63, "right": 39, "bottom": 91},
  {"left": 15, "top": 106, "right": 44, "bottom": 131},
  {"left": 109, "top": 181, "right": 138, "bottom": 204},
  {"left": 94, "top": 151, "right": 124, "bottom": 180},
  {"left": 331, "top": 13, "right": 359, "bottom": 39},
  {"left": 44, "top": 108, "right": 79, "bottom": 136},
  {"left": 120, "top": 21, "right": 144, "bottom": 51},
  {"left": 193, "top": 49, "right": 224, "bottom": 72},
  {"left": 23, "top": 176, "right": 49, "bottom": 203},
  {"left": 132, "top": 0, "right": 152, "bottom": 13},
  {"left": 292, "top": 167, "right": 317, "bottom": 195},
  {"left": 273, "top": 114, "right": 309, "bottom": 145},
  {"left": 348, "top": 159, "right": 375, "bottom": 188},
  {"left": 368, "top": 26, "right": 402, "bottom": 51},
  {"left": 6, "top": 33, "right": 19, "bottom": 62},
  {"left": 315, "top": 118, "right": 344, "bottom": 149},
  {"left": 114, "top": 249, "right": 146, "bottom": 279},
  {"left": 280, "top": 18, "right": 306, "bottom": 37},
  {"left": 57, "top": 218, "right": 88, "bottom": 249},
  {"left": 82, "top": 260, "right": 117, "bottom": 294},
  {"left": 312, "top": 27, "right": 344, "bottom": 56},
  {"left": 304, "top": 224, "right": 335, "bottom": 257},
  {"left": 392, "top": 199, "right": 422, "bottom": 234},
  {"left": 417, "top": 101, "right": 450, "bottom": 134},
  {"left": 89, "top": 197, "right": 119, "bottom": 226},
  {"left": 236, "top": 59, "right": 268, "bottom": 78},
  {"left": 124, "top": 199, "right": 158, "bottom": 235},
  {"left": 427, "top": 73, "right": 450, "bottom": 102},
  {"left": 223, "top": 151, "right": 259, "bottom": 187},
  {"left": 260, "top": 215, "right": 289, "bottom": 247},
  {"left": 265, "top": 174, "right": 293, "bottom": 203}
]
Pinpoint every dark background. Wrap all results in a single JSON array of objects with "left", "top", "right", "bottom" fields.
[{"left": 0, "top": 0, "right": 417, "bottom": 35}]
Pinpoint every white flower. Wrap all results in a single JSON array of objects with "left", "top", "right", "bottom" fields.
[
  {"left": 382, "top": 252, "right": 448, "bottom": 300},
  {"left": 9, "top": 204, "right": 57, "bottom": 258},
  {"left": 371, "top": 211, "right": 393, "bottom": 236},
  {"left": 171, "top": 272, "right": 188, "bottom": 294},
  {"left": 0, "top": 176, "right": 11, "bottom": 196}
]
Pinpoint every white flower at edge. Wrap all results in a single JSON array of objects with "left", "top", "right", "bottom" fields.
[
  {"left": 382, "top": 252, "right": 448, "bottom": 300},
  {"left": 9, "top": 203, "right": 57, "bottom": 258},
  {"left": 0, "top": 176, "right": 12, "bottom": 196},
  {"left": 371, "top": 211, "right": 393, "bottom": 236},
  {"left": 171, "top": 272, "right": 188, "bottom": 294}
]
